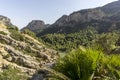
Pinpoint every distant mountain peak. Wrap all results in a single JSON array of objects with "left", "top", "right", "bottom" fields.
[{"left": 22, "top": 20, "right": 49, "bottom": 33}]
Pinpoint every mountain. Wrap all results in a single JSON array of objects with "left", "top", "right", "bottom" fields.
[
  {"left": 0, "top": 15, "right": 59, "bottom": 79},
  {"left": 22, "top": 20, "right": 49, "bottom": 33},
  {"left": 101, "top": 0, "right": 120, "bottom": 14},
  {"left": 36, "top": 0, "right": 120, "bottom": 36},
  {"left": 32, "top": 0, "right": 120, "bottom": 53}
]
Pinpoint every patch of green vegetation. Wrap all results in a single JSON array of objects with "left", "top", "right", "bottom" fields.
[
  {"left": 0, "top": 66, "right": 28, "bottom": 80},
  {"left": 40, "top": 27, "right": 97, "bottom": 52},
  {"left": 3, "top": 54, "right": 11, "bottom": 59},
  {"left": 40, "top": 27, "right": 120, "bottom": 53},
  {"left": 54, "top": 47, "right": 120, "bottom": 80},
  {"left": 95, "top": 32, "right": 119, "bottom": 53},
  {"left": 23, "top": 46, "right": 37, "bottom": 57},
  {"left": 0, "top": 38, "right": 7, "bottom": 44},
  {"left": 0, "top": 31, "right": 7, "bottom": 35},
  {"left": 22, "top": 29, "right": 36, "bottom": 38},
  {"left": 10, "top": 30, "right": 25, "bottom": 41},
  {"left": 7, "top": 26, "right": 25, "bottom": 41},
  {"left": 7, "top": 25, "right": 19, "bottom": 31}
]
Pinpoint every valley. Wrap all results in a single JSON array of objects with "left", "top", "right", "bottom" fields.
[{"left": 0, "top": 0, "right": 120, "bottom": 80}]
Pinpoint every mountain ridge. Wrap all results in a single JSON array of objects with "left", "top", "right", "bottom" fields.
[{"left": 21, "top": 0, "right": 120, "bottom": 36}]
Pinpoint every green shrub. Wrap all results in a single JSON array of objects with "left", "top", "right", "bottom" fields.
[
  {"left": 3, "top": 54, "right": 11, "bottom": 59},
  {"left": 7, "top": 26, "right": 19, "bottom": 31},
  {"left": 7, "top": 26, "right": 25, "bottom": 41},
  {"left": 10, "top": 30, "right": 25, "bottom": 41},
  {"left": 0, "top": 39, "right": 7, "bottom": 44},
  {"left": 0, "top": 31, "right": 7, "bottom": 35},
  {"left": 54, "top": 47, "right": 103, "bottom": 80},
  {"left": 22, "top": 29, "right": 36, "bottom": 38},
  {"left": 23, "top": 46, "right": 37, "bottom": 57},
  {"left": 54, "top": 47, "right": 120, "bottom": 80},
  {"left": 95, "top": 32, "right": 119, "bottom": 53}
]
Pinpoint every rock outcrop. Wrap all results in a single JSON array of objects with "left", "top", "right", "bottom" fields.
[
  {"left": 22, "top": 20, "right": 49, "bottom": 33},
  {"left": 0, "top": 15, "right": 14, "bottom": 26}
]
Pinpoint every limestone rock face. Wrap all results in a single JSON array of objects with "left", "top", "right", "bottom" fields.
[{"left": 54, "top": 8, "right": 105, "bottom": 26}]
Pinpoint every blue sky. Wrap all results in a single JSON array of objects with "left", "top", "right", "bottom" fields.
[{"left": 0, "top": 0, "right": 117, "bottom": 29}]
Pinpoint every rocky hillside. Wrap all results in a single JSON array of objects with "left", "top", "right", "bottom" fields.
[
  {"left": 0, "top": 15, "right": 59, "bottom": 80},
  {"left": 36, "top": 0, "right": 120, "bottom": 36},
  {"left": 22, "top": 20, "right": 49, "bottom": 33}
]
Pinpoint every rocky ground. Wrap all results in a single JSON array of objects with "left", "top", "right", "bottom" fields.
[{"left": 0, "top": 17, "right": 60, "bottom": 80}]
